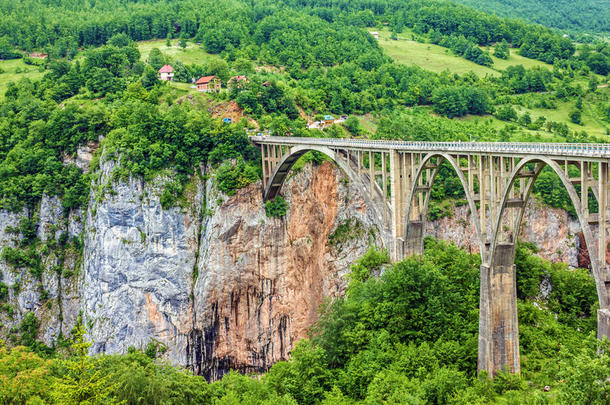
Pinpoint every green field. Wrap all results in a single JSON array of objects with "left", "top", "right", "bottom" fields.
[
  {"left": 356, "top": 114, "right": 379, "bottom": 134},
  {"left": 378, "top": 31, "right": 500, "bottom": 77},
  {"left": 379, "top": 28, "right": 556, "bottom": 77},
  {"left": 0, "top": 59, "right": 45, "bottom": 99},
  {"left": 521, "top": 101, "right": 609, "bottom": 138},
  {"left": 459, "top": 114, "right": 562, "bottom": 142},
  {"left": 460, "top": 95, "right": 610, "bottom": 140},
  {"left": 137, "top": 39, "right": 220, "bottom": 65},
  {"left": 484, "top": 47, "right": 554, "bottom": 71}
]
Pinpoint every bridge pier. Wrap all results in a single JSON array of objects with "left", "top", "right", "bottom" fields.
[
  {"left": 404, "top": 221, "right": 424, "bottom": 257},
  {"left": 597, "top": 266, "right": 610, "bottom": 341},
  {"left": 598, "top": 308, "right": 610, "bottom": 341},
  {"left": 478, "top": 243, "right": 520, "bottom": 376}
]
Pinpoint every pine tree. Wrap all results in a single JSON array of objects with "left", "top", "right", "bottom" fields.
[{"left": 51, "top": 319, "right": 120, "bottom": 404}]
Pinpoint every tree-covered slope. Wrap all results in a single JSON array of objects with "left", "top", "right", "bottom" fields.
[{"left": 448, "top": 0, "right": 610, "bottom": 35}]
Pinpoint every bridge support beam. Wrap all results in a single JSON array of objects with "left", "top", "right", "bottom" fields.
[{"left": 478, "top": 243, "right": 520, "bottom": 376}]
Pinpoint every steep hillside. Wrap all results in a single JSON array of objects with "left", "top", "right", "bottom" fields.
[{"left": 448, "top": 0, "right": 610, "bottom": 35}]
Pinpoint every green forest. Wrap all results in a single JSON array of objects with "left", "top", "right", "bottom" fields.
[
  {"left": 1, "top": 0, "right": 610, "bottom": 402},
  {"left": 448, "top": 0, "right": 610, "bottom": 36}
]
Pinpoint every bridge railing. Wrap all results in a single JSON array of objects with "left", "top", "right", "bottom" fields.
[{"left": 250, "top": 136, "right": 610, "bottom": 158}]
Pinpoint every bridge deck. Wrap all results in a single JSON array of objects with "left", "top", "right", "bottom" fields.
[{"left": 250, "top": 136, "right": 610, "bottom": 160}]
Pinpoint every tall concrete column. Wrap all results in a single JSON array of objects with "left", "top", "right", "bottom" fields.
[
  {"left": 597, "top": 265, "right": 610, "bottom": 341},
  {"left": 405, "top": 221, "right": 424, "bottom": 256},
  {"left": 478, "top": 243, "right": 520, "bottom": 376},
  {"left": 598, "top": 309, "right": 610, "bottom": 341}
]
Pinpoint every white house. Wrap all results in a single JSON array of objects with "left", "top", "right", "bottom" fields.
[{"left": 158, "top": 65, "right": 174, "bottom": 81}]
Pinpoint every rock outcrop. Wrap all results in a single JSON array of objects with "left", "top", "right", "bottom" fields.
[
  {"left": 188, "top": 162, "right": 385, "bottom": 380},
  {"left": 81, "top": 161, "right": 204, "bottom": 365},
  {"left": 426, "top": 199, "right": 582, "bottom": 268},
  {"left": 78, "top": 160, "right": 384, "bottom": 378}
]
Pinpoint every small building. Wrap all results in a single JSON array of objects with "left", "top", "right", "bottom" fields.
[
  {"left": 223, "top": 118, "right": 232, "bottom": 124},
  {"left": 29, "top": 52, "right": 48, "bottom": 59},
  {"left": 313, "top": 115, "right": 336, "bottom": 129},
  {"left": 368, "top": 31, "right": 379, "bottom": 41},
  {"left": 158, "top": 65, "right": 174, "bottom": 81},
  {"left": 196, "top": 75, "right": 221, "bottom": 92}
]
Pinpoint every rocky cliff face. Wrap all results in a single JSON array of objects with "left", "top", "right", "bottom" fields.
[
  {"left": 426, "top": 200, "right": 582, "bottom": 267},
  {"left": 70, "top": 160, "right": 384, "bottom": 379},
  {"left": 0, "top": 158, "right": 591, "bottom": 380},
  {"left": 0, "top": 196, "right": 82, "bottom": 347},
  {"left": 81, "top": 160, "right": 204, "bottom": 365},
  {"left": 188, "top": 162, "right": 385, "bottom": 380}
]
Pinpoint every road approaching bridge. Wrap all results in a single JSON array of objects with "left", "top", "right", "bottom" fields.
[{"left": 251, "top": 135, "right": 610, "bottom": 377}]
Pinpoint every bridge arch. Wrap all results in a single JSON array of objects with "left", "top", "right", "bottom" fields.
[
  {"left": 490, "top": 156, "right": 607, "bottom": 309},
  {"left": 263, "top": 144, "right": 391, "bottom": 226},
  {"left": 402, "top": 153, "right": 486, "bottom": 261}
]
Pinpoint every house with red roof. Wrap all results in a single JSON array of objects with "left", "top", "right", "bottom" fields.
[
  {"left": 158, "top": 65, "right": 174, "bottom": 81},
  {"left": 196, "top": 75, "right": 221, "bottom": 92}
]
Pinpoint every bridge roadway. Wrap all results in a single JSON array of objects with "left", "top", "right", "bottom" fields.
[
  {"left": 251, "top": 135, "right": 610, "bottom": 377},
  {"left": 251, "top": 135, "right": 610, "bottom": 158}
]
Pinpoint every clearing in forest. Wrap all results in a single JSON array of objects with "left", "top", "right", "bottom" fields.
[
  {"left": 0, "top": 59, "right": 45, "bottom": 100},
  {"left": 137, "top": 39, "right": 221, "bottom": 66},
  {"left": 378, "top": 29, "right": 553, "bottom": 77}
]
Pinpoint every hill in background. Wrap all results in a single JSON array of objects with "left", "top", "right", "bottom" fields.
[{"left": 449, "top": 0, "right": 610, "bottom": 35}]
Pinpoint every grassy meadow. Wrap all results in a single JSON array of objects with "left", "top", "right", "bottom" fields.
[
  {"left": 137, "top": 39, "right": 220, "bottom": 65},
  {"left": 378, "top": 28, "right": 555, "bottom": 77},
  {"left": 0, "top": 58, "right": 45, "bottom": 100},
  {"left": 378, "top": 30, "right": 500, "bottom": 76}
]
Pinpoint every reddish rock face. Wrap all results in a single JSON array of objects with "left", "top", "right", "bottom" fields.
[
  {"left": 188, "top": 162, "right": 387, "bottom": 381},
  {"left": 577, "top": 232, "right": 591, "bottom": 269}
]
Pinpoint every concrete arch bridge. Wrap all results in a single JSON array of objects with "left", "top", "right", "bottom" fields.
[{"left": 250, "top": 135, "right": 610, "bottom": 376}]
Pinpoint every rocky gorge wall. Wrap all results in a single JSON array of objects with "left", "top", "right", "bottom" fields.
[
  {"left": 0, "top": 159, "right": 386, "bottom": 379},
  {"left": 0, "top": 159, "right": 592, "bottom": 380},
  {"left": 426, "top": 200, "right": 585, "bottom": 268}
]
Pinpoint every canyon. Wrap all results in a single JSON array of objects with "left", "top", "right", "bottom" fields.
[{"left": 0, "top": 160, "right": 587, "bottom": 379}]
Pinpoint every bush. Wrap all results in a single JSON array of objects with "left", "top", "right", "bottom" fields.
[
  {"left": 265, "top": 196, "right": 289, "bottom": 218},
  {"left": 569, "top": 109, "right": 582, "bottom": 125},
  {"left": 343, "top": 116, "right": 362, "bottom": 135},
  {"left": 496, "top": 105, "right": 518, "bottom": 121},
  {"left": 0, "top": 281, "right": 8, "bottom": 302},
  {"left": 19, "top": 312, "right": 40, "bottom": 347},
  {"left": 216, "top": 158, "right": 259, "bottom": 196}
]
